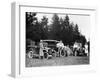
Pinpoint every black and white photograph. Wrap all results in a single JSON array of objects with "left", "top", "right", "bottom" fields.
[{"left": 25, "top": 11, "right": 90, "bottom": 67}]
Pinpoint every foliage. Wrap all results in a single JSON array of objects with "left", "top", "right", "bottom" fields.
[{"left": 26, "top": 12, "right": 87, "bottom": 46}]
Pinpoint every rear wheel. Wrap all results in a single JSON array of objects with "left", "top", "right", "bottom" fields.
[
  {"left": 44, "top": 53, "right": 48, "bottom": 59},
  {"left": 60, "top": 50, "right": 65, "bottom": 57}
]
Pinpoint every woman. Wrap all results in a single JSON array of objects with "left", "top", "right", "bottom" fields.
[{"left": 39, "top": 40, "right": 44, "bottom": 59}]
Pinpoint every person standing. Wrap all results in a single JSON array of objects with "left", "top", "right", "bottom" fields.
[
  {"left": 39, "top": 40, "right": 44, "bottom": 59},
  {"left": 56, "top": 41, "right": 64, "bottom": 57},
  {"left": 85, "top": 43, "right": 88, "bottom": 56}
]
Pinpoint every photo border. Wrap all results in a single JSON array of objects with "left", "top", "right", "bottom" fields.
[{"left": 11, "top": 2, "right": 96, "bottom": 78}]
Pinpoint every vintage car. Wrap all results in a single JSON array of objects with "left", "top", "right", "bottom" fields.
[
  {"left": 41, "top": 40, "right": 72, "bottom": 58},
  {"left": 26, "top": 39, "right": 73, "bottom": 59},
  {"left": 41, "top": 40, "right": 60, "bottom": 59},
  {"left": 26, "top": 40, "right": 60, "bottom": 59},
  {"left": 73, "top": 42, "right": 86, "bottom": 56}
]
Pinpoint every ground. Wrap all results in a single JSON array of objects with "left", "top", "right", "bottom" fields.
[{"left": 26, "top": 56, "right": 89, "bottom": 67}]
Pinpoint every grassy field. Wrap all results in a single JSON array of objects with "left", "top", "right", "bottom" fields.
[{"left": 26, "top": 56, "right": 89, "bottom": 67}]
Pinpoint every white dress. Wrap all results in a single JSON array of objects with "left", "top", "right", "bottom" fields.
[
  {"left": 39, "top": 43, "right": 44, "bottom": 56},
  {"left": 85, "top": 45, "right": 88, "bottom": 54}
]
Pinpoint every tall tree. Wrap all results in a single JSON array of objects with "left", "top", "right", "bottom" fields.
[
  {"left": 74, "top": 24, "right": 80, "bottom": 35},
  {"left": 26, "top": 12, "right": 37, "bottom": 29},
  {"left": 26, "top": 12, "right": 41, "bottom": 42},
  {"left": 26, "top": 12, "right": 37, "bottom": 40},
  {"left": 63, "top": 15, "right": 70, "bottom": 29},
  {"left": 50, "top": 14, "right": 61, "bottom": 40},
  {"left": 60, "top": 15, "right": 70, "bottom": 44},
  {"left": 41, "top": 16, "right": 48, "bottom": 28},
  {"left": 39, "top": 16, "right": 48, "bottom": 39},
  {"left": 73, "top": 24, "right": 80, "bottom": 41}
]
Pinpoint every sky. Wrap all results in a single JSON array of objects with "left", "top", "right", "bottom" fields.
[{"left": 35, "top": 13, "right": 90, "bottom": 41}]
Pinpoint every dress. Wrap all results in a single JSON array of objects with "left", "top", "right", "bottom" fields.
[
  {"left": 85, "top": 45, "right": 88, "bottom": 54},
  {"left": 39, "top": 42, "right": 44, "bottom": 56}
]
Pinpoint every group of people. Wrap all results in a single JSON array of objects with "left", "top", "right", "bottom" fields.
[
  {"left": 73, "top": 42, "right": 89, "bottom": 56},
  {"left": 39, "top": 40, "right": 89, "bottom": 59}
]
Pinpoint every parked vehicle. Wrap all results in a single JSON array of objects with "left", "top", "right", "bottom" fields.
[
  {"left": 41, "top": 40, "right": 60, "bottom": 59},
  {"left": 73, "top": 42, "right": 87, "bottom": 56},
  {"left": 27, "top": 40, "right": 87, "bottom": 59}
]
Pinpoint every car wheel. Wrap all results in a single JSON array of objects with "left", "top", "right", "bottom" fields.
[{"left": 44, "top": 53, "right": 48, "bottom": 59}]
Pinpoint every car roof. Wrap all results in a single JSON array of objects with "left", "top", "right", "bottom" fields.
[{"left": 41, "top": 40, "right": 60, "bottom": 42}]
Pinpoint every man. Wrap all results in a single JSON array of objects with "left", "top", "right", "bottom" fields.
[
  {"left": 73, "top": 42, "right": 80, "bottom": 56},
  {"left": 39, "top": 40, "right": 44, "bottom": 59},
  {"left": 56, "top": 41, "right": 64, "bottom": 57}
]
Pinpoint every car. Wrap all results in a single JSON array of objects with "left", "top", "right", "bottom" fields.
[
  {"left": 26, "top": 40, "right": 60, "bottom": 59},
  {"left": 27, "top": 39, "right": 72, "bottom": 59},
  {"left": 41, "top": 40, "right": 60, "bottom": 58}
]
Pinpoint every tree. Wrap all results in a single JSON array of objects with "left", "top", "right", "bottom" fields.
[
  {"left": 73, "top": 24, "right": 87, "bottom": 46},
  {"left": 41, "top": 16, "right": 48, "bottom": 28},
  {"left": 26, "top": 12, "right": 37, "bottom": 29},
  {"left": 26, "top": 12, "right": 88, "bottom": 46},
  {"left": 50, "top": 14, "right": 61, "bottom": 40},
  {"left": 39, "top": 16, "right": 48, "bottom": 39},
  {"left": 26, "top": 12, "right": 37, "bottom": 40},
  {"left": 59, "top": 17, "right": 64, "bottom": 30},
  {"left": 73, "top": 24, "right": 80, "bottom": 42},
  {"left": 79, "top": 35, "right": 87, "bottom": 46},
  {"left": 74, "top": 24, "right": 80, "bottom": 35},
  {"left": 26, "top": 12, "right": 42, "bottom": 42},
  {"left": 63, "top": 15, "right": 70, "bottom": 29},
  {"left": 60, "top": 15, "right": 71, "bottom": 45}
]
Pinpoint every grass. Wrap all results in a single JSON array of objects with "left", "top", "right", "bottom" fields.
[{"left": 26, "top": 56, "right": 89, "bottom": 67}]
